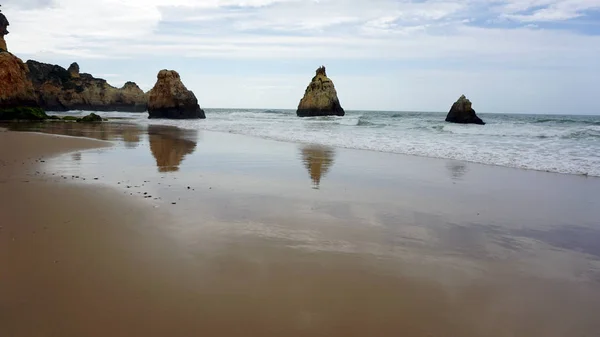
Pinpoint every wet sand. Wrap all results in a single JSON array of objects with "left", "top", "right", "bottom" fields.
[{"left": 2, "top": 124, "right": 600, "bottom": 337}]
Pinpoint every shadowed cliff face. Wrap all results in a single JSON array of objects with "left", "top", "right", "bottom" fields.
[
  {"left": 0, "top": 52, "right": 38, "bottom": 108},
  {"left": 300, "top": 145, "right": 336, "bottom": 189},
  {"left": 25, "top": 60, "right": 148, "bottom": 112},
  {"left": 149, "top": 125, "right": 198, "bottom": 172}
]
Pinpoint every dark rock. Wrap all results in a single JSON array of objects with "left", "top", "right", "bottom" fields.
[
  {"left": 0, "top": 107, "right": 48, "bottom": 120},
  {"left": 76, "top": 113, "right": 102, "bottom": 123},
  {"left": 148, "top": 70, "right": 205, "bottom": 119},
  {"left": 297, "top": 66, "right": 344, "bottom": 117},
  {"left": 67, "top": 62, "right": 80, "bottom": 78},
  {"left": 445, "top": 95, "right": 485, "bottom": 125},
  {"left": 0, "top": 10, "right": 8, "bottom": 51}
]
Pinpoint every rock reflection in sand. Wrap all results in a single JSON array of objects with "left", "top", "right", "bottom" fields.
[
  {"left": 300, "top": 145, "right": 336, "bottom": 189},
  {"left": 149, "top": 125, "right": 198, "bottom": 173},
  {"left": 446, "top": 161, "right": 469, "bottom": 180},
  {"left": 2, "top": 121, "right": 144, "bottom": 145}
]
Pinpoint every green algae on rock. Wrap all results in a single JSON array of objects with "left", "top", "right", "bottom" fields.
[
  {"left": 76, "top": 113, "right": 103, "bottom": 123},
  {"left": 0, "top": 107, "right": 48, "bottom": 121}
]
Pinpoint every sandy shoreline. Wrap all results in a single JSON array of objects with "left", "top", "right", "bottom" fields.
[{"left": 2, "top": 125, "right": 600, "bottom": 336}]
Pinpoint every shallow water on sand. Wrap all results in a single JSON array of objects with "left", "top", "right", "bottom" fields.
[{"left": 6, "top": 122, "right": 600, "bottom": 336}]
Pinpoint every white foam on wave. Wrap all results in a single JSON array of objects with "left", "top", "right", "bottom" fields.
[{"left": 101, "top": 110, "right": 600, "bottom": 177}]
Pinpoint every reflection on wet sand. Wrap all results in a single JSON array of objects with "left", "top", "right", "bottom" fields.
[
  {"left": 122, "top": 129, "right": 141, "bottom": 148},
  {"left": 300, "top": 145, "right": 336, "bottom": 189},
  {"left": 148, "top": 125, "right": 198, "bottom": 173},
  {"left": 2, "top": 121, "right": 144, "bottom": 145},
  {"left": 447, "top": 161, "right": 469, "bottom": 180},
  {"left": 5, "top": 123, "right": 600, "bottom": 336}
]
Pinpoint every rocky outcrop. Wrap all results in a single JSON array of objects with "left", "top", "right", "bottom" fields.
[
  {"left": 297, "top": 66, "right": 344, "bottom": 117},
  {"left": 76, "top": 113, "right": 102, "bottom": 123},
  {"left": 0, "top": 50, "right": 46, "bottom": 120},
  {"left": 25, "top": 60, "right": 148, "bottom": 112},
  {"left": 148, "top": 70, "right": 205, "bottom": 119},
  {"left": 67, "top": 62, "right": 80, "bottom": 78},
  {"left": 445, "top": 95, "right": 485, "bottom": 125}
]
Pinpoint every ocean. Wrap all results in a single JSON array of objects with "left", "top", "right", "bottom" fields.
[{"left": 65, "top": 109, "right": 600, "bottom": 177}]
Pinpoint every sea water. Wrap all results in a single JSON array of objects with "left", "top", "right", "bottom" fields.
[{"left": 65, "top": 109, "right": 600, "bottom": 177}]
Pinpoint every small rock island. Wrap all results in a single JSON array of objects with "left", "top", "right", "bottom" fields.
[
  {"left": 297, "top": 66, "right": 345, "bottom": 117},
  {"left": 148, "top": 70, "right": 206, "bottom": 119},
  {"left": 445, "top": 95, "right": 485, "bottom": 125}
]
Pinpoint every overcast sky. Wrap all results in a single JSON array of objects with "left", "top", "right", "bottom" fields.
[{"left": 2, "top": 0, "right": 600, "bottom": 114}]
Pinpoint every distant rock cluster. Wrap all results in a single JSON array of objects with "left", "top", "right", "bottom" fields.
[
  {"left": 26, "top": 60, "right": 148, "bottom": 112},
  {"left": 0, "top": 9, "right": 488, "bottom": 125}
]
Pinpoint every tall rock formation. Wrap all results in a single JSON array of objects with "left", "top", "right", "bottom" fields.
[
  {"left": 445, "top": 95, "right": 485, "bottom": 125},
  {"left": 0, "top": 50, "right": 46, "bottom": 120},
  {"left": 297, "top": 66, "right": 344, "bottom": 117},
  {"left": 26, "top": 60, "right": 148, "bottom": 112},
  {"left": 148, "top": 70, "right": 205, "bottom": 119}
]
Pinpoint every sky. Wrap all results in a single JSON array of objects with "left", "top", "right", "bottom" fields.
[{"left": 2, "top": 0, "right": 600, "bottom": 114}]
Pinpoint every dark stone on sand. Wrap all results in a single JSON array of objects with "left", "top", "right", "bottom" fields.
[
  {"left": 76, "top": 113, "right": 102, "bottom": 123},
  {"left": 445, "top": 95, "right": 485, "bottom": 125}
]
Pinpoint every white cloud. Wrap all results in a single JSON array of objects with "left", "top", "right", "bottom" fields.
[
  {"left": 1, "top": 0, "right": 599, "bottom": 112},
  {"left": 498, "top": 0, "right": 600, "bottom": 22}
]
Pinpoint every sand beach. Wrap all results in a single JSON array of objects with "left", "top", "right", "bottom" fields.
[{"left": 2, "top": 123, "right": 600, "bottom": 337}]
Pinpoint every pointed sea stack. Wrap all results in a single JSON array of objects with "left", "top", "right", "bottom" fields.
[
  {"left": 297, "top": 66, "right": 344, "bottom": 117},
  {"left": 148, "top": 70, "right": 205, "bottom": 119},
  {"left": 445, "top": 95, "right": 485, "bottom": 125}
]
